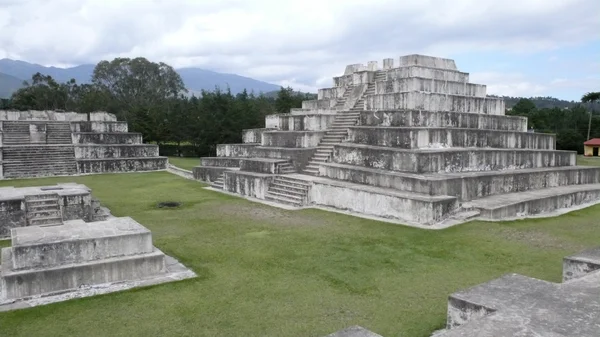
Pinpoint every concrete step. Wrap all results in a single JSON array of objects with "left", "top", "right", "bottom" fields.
[
  {"left": 272, "top": 179, "right": 310, "bottom": 191},
  {"left": 268, "top": 186, "right": 307, "bottom": 197},
  {"left": 464, "top": 184, "right": 600, "bottom": 220},
  {"left": 29, "top": 216, "right": 63, "bottom": 226},
  {"left": 27, "top": 209, "right": 61, "bottom": 219},
  {"left": 27, "top": 204, "right": 60, "bottom": 211},
  {"left": 265, "top": 193, "right": 304, "bottom": 207}
]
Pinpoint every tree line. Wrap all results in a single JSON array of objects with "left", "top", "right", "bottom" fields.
[
  {"left": 507, "top": 94, "right": 599, "bottom": 154},
  {"left": 0, "top": 57, "right": 314, "bottom": 157}
]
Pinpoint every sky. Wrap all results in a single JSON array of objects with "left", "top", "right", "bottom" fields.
[{"left": 0, "top": 0, "right": 599, "bottom": 100}]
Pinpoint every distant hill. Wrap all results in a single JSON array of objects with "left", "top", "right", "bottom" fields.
[
  {"left": 0, "top": 58, "right": 281, "bottom": 98},
  {"left": 0, "top": 72, "right": 25, "bottom": 98}
]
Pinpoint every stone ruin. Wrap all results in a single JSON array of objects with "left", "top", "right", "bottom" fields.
[
  {"left": 322, "top": 247, "right": 600, "bottom": 336},
  {"left": 0, "top": 110, "right": 167, "bottom": 179},
  {"left": 194, "top": 54, "right": 600, "bottom": 227},
  {"left": 0, "top": 184, "right": 195, "bottom": 311}
]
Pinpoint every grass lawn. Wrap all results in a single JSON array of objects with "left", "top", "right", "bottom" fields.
[
  {"left": 167, "top": 156, "right": 200, "bottom": 171},
  {"left": 0, "top": 172, "right": 599, "bottom": 337}
]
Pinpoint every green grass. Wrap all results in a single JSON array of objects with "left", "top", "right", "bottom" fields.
[
  {"left": 167, "top": 156, "right": 200, "bottom": 171},
  {"left": 1, "top": 172, "right": 600, "bottom": 337},
  {"left": 577, "top": 155, "right": 600, "bottom": 166}
]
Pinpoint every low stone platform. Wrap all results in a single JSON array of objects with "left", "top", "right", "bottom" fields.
[{"left": 0, "top": 217, "right": 196, "bottom": 311}]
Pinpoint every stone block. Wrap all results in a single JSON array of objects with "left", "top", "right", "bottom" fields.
[
  {"left": 375, "top": 77, "right": 486, "bottom": 97},
  {"left": 70, "top": 121, "right": 128, "bottom": 133},
  {"left": 76, "top": 157, "right": 167, "bottom": 174},
  {"left": 242, "top": 128, "right": 275, "bottom": 143},
  {"left": 261, "top": 131, "right": 326, "bottom": 148},
  {"left": 365, "top": 92, "right": 505, "bottom": 115},
  {"left": 200, "top": 157, "right": 240, "bottom": 167},
  {"left": 332, "top": 144, "right": 576, "bottom": 173},
  {"left": 382, "top": 58, "right": 394, "bottom": 70},
  {"left": 216, "top": 143, "right": 259, "bottom": 157},
  {"left": 358, "top": 110, "right": 527, "bottom": 131},
  {"left": 223, "top": 170, "right": 273, "bottom": 199},
  {"left": 347, "top": 127, "right": 556, "bottom": 149},
  {"left": 563, "top": 248, "right": 600, "bottom": 282},
  {"left": 265, "top": 113, "right": 336, "bottom": 131},
  {"left": 74, "top": 144, "right": 159, "bottom": 159},
  {"left": 386, "top": 66, "right": 469, "bottom": 82},
  {"left": 239, "top": 158, "right": 290, "bottom": 174},
  {"left": 72, "top": 132, "right": 143, "bottom": 144},
  {"left": 193, "top": 166, "right": 236, "bottom": 182},
  {"left": 302, "top": 98, "right": 337, "bottom": 110},
  {"left": 310, "top": 178, "right": 458, "bottom": 225},
  {"left": 249, "top": 147, "right": 316, "bottom": 171},
  {"left": 9, "top": 217, "right": 153, "bottom": 270},
  {"left": 398, "top": 54, "right": 458, "bottom": 70}
]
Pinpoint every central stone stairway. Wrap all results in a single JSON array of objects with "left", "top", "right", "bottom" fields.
[
  {"left": 46, "top": 122, "right": 73, "bottom": 144},
  {"left": 265, "top": 176, "right": 310, "bottom": 206},
  {"left": 210, "top": 173, "right": 225, "bottom": 189},
  {"left": 2, "top": 146, "right": 78, "bottom": 178},
  {"left": 25, "top": 194, "right": 64, "bottom": 227}
]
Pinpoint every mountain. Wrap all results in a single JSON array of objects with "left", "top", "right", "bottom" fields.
[
  {"left": 0, "top": 72, "right": 25, "bottom": 98},
  {"left": 0, "top": 58, "right": 281, "bottom": 98}
]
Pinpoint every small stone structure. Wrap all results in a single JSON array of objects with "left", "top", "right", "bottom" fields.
[
  {"left": 0, "top": 183, "right": 109, "bottom": 238},
  {"left": 0, "top": 185, "right": 195, "bottom": 311},
  {"left": 322, "top": 247, "right": 600, "bottom": 337},
  {"left": 0, "top": 110, "right": 167, "bottom": 179},
  {"left": 194, "top": 54, "right": 600, "bottom": 227}
]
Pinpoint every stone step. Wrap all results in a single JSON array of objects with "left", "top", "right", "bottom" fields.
[
  {"left": 272, "top": 179, "right": 310, "bottom": 191},
  {"left": 27, "top": 209, "right": 61, "bottom": 219},
  {"left": 29, "top": 216, "right": 63, "bottom": 226},
  {"left": 268, "top": 185, "right": 307, "bottom": 197},
  {"left": 26, "top": 203, "right": 60, "bottom": 211},
  {"left": 265, "top": 191, "right": 304, "bottom": 206},
  {"left": 464, "top": 184, "right": 600, "bottom": 220}
]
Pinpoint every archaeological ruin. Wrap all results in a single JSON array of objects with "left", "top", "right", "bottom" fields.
[
  {"left": 0, "top": 184, "right": 195, "bottom": 311},
  {"left": 0, "top": 110, "right": 167, "bottom": 180},
  {"left": 194, "top": 54, "right": 600, "bottom": 227},
  {"left": 322, "top": 246, "right": 600, "bottom": 336}
]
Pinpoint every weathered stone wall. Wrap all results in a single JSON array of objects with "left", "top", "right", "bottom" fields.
[
  {"left": 0, "top": 110, "right": 117, "bottom": 121},
  {"left": 216, "top": 143, "right": 259, "bottom": 157},
  {"left": 239, "top": 158, "right": 289, "bottom": 174},
  {"left": 365, "top": 92, "right": 505, "bottom": 115},
  {"left": 332, "top": 144, "right": 576, "bottom": 173},
  {"left": 320, "top": 163, "right": 600, "bottom": 202},
  {"left": 74, "top": 145, "right": 159, "bottom": 159},
  {"left": 310, "top": 180, "right": 458, "bottom": 225},
  {"left": 223, "top": 170, "right": 273, "bottom": 199},
  {"left": 265, "top": 114, "right": 336, "bottom": 131},
  {"left": 347, "top": 127, "right": 556, "bottom": 149},
  {"left": 73, "top": 132, "right": 143, "bottom": 144},
  {"left": 76, "top": 158, "right": 167, "bottom": 174},
  {"left": 398, "top": 54, "right": 458, "bottom": 70},
  {"left": 359, "top": 110, "right": 527, "bottom": 131},
  {"left": 261, "top": 131, "right": 325, "bottom": 148},
  {"left": 386, "top": 66, "right": 469, "bottom": 82},
  {"left": 70, "top": 121, "right": 128, "bottom": 133},
  {"left": 318, "top": 87, "right": 345, "bottom": 100},
  {"left": 193, "top": 166, "right": 231, "bottom": 182},
  {"left": 242, "top": 128, "right": 275, "bottom": 143},
  {"left": 200, "top": 157, "right": 240, "bottom": 167},
  {"left": 375, "top": 78, "right": 486, "bottom": 97},
  {"left": 302, "top": 98, "right": 337, "bottom": 110}
]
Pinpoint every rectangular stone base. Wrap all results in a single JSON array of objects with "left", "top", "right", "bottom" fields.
[
  {"left": 223, "top": 170, "right": 274, "bottom": 199},
  {"left": 1, "top": 248, "right": 166, "bottom": 300},
  {"left": 239, "top": 158, "right": 290, "bottom": 174},
  {"left": 76, "top": 157, "right": 167, "bottom": 174},
  {"left": 9, "top": 217, "right": 153, "bottom": 270}
]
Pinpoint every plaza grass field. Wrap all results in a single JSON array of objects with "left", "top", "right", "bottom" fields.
[{"left": 0, "top": 169, "right": 600, "bottom": 336}]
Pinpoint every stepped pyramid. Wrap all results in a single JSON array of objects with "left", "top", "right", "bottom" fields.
[
  {"left": 0, "top": 110, "right": 167, "bottom": 179},
  {"left": 194, "top": 54, "right": 600, "bottom": 227}
]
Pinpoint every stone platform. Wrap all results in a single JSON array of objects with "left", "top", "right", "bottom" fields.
[
  {"left": 0, "top": 216, "right": 196, "bottom": 311},
  {"left": 193, "top": 54, "right": 600, "bottom": 227}
]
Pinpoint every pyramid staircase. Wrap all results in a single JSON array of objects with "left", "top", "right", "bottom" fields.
[
  {"left": 265, "top": 176, "right": 310, "bottom": 206},
  {"left": 46, "top": 122, "right": 73, "bottom": 144}
]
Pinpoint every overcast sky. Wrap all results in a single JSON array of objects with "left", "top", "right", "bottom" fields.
[{"left": 1, "top": 0, "right": 599, "bottom": 100}]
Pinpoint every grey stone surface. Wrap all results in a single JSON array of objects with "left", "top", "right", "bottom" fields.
[
  {"left": 437, "top": 269, "right": 600, "bottom": 336},
  {"left": 563, "top": 247, "right": 600, "bottom": 282}
]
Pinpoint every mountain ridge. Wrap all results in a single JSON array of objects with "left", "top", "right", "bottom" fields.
[{"left": 0, "top": 58, "right": 282, "bottom": 98}]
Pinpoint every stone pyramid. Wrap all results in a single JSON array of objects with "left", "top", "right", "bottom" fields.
[{"left": 194, "top": 54, "right": 600, "bottom": 227}]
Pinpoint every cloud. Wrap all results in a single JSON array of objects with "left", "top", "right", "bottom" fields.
[{"left": 0, "top": 0, "right": 599, "bottom": 99}]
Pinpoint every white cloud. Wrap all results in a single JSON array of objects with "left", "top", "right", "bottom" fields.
[{"left": 0, "top": 0, "right": 599, "bottom": 98}]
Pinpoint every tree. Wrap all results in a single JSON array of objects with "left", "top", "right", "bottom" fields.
[
  {"left": 91, "top": 57, "right": 187, "bottom": 123},
  {"left": 582, "top": 92, "right": 600, "bottom": 140},
  {"left": 275, "top": 86, "right": 295, "bottom": 114},
  {"left": 508, "top": 98, "right": 536, "bottom": 116}
]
